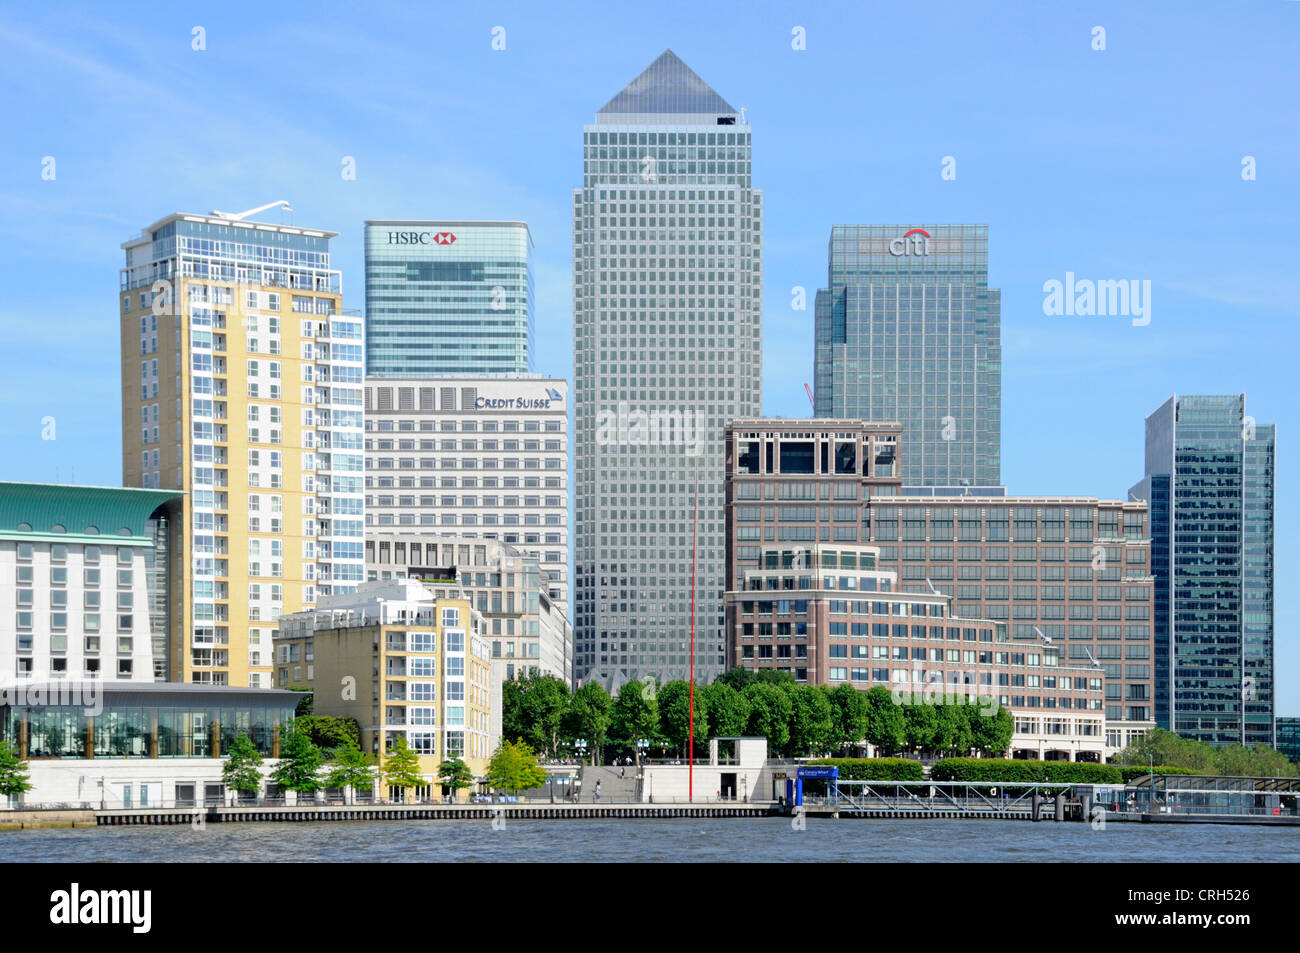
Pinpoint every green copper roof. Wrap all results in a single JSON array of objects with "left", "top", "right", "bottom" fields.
[{"left": 0, "top": 482, "right": 182, "bottom": 543}]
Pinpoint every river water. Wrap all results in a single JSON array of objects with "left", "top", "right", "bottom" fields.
[{"left": 2, "top": 817, "right": 1295, "bottom": 862}]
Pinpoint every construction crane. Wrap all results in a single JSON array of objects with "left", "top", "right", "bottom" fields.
[
  {"left": 804, "top": 383, "right": 815, "bottom": 412},
  {"left": 210, "top": 200, "right": 293, "bottom": 221}
]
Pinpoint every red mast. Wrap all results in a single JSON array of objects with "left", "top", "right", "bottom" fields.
[{"left": 689, "top": 472, "right": 697, "bottom": 801}]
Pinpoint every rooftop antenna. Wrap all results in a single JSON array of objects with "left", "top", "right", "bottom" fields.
[
  {"left": 740, "top": 107, "right": 748, "bottom": 124},
  {"left": 1034, "top": 625, "right": 1053, "bottom": 645},
  {"left": 210, "top": 200, "right": 293, "bottom": 222},
  {"left": 925, "top": 578, "right": 939, "bottom": 596}
]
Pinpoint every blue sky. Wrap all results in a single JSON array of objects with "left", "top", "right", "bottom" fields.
[{"left": 0, "top": 1, "right": 1296, "bottom": 710}]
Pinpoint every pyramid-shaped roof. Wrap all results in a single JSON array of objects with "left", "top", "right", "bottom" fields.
[{"left": 598, "top": 50, "right": 737, "bottom": 116}]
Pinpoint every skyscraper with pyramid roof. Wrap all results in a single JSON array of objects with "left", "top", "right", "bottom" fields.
[{"left": 573, "top": 51, "right": 763, "bottom": 687}]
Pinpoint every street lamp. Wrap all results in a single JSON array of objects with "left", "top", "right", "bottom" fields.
[{"left": 636, "top": 738, "right": 649, "bottom": 766}]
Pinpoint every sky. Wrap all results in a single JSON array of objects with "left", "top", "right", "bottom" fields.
[{"left": 0, "top": 1, "right": 1296, "bottom": 710}]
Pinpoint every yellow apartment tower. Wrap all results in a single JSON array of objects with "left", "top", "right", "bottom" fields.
[{"left": 120, "top": 203, "right": 365, "bottom": 687}]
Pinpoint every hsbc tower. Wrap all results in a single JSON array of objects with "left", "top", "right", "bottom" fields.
[{"left": 364, "top": 220, "right": 535, "bottom": 377}]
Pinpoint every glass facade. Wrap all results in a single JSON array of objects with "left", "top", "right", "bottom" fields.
[
  {"left": 2, "top": 688, "right": 296, "bottom": 758},
  {"left": 1132, "top": 394, "right": 1275, "bottom": 745},
  {"left": 364, "top": 222, "right": 534, "bottom": 377},
  {"left": 574, "top": 50, "right": 763, "bottom": 685},
  {"left": 814, "top": 225, "right": 1001, "bottom": 487}
]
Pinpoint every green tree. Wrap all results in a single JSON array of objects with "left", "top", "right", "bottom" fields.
[
  {"left": 380, "top": 736, "right": 424, "bottom": 802},
  {"left": 789, "top": 686, "right": 835, "bottom": 757},
  {"left": 325, "top": 741, "right": 377, "bottom": 797},
  {"left": 0, "top": 740, "right": 32, "bottom": 799},
  {"left": 505, "top": 673, "right": 571, "bottom": 757},
  {"left": 487, "top": 739, "right": 549, "bottom": 794},
  {"left": 864, "top": 686, "right": 906, "bottom": 755},
  {"left": 610, "top": 680, "right": 659, "bottom": 760},
  {"left": 1215, "top": 744, "right": 1297, "bottom": 778},
  {"left": 968, "top": 704, "right": 1012, "bottom": 756},
  {"left": 827, "top": 684, "right": 870, "bottom": 753},
  {"left": 657, "top": 680, "right": 710, "bottom": 757},
  {"left": 438, "top": 757, "right": 476, "bottom": 800},
  {"left": 562, "top": 681, "right": 612, "bottom": 761},
  {"left": 294, "top": 715, "right": 360, "bottom": 752},
  {"left": 743, "top": 683, "right": 792, "bottom": 755},
  {"left": 221, "top": 733, "right": 264, "bottom": 797},
  {"left": 270, "top": 725, "right": 325, "bottom": 795},
  {"left": 753, "top": 669, "right": 797, "bottom": 690},
  {"left": 288, "top": 687, "right": 313, "bottom": 717},
  {"left": 703, "top": 681, "right": 751, "bottom": 737},
  {"left": 901, "top": 703, "right": 939, "bottom": 754},
  {"left": 931, "top": 703, "right": 964, "bottom": 754},
  {"left": 714, "top": 667, "right": 753, "bottom": 693}
]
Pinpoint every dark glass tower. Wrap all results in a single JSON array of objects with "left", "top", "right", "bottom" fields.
[
  {"left": 1131, "top": 394, "right": 1275, "bottom": 746},
  {"left": 814, "top": 225, "right": 1001, "bottom": 487},
  {"left": 573, "top": 51, "right": 763, "bottom": 686}
]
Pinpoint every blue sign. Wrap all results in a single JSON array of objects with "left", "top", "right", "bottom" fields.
[{"left": 797, "top": 766, "right": 839, "bottom": 780}]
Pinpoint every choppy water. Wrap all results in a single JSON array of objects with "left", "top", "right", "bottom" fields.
[{"left": 1, "top": 818, "right": 1295, "bottom": 862}]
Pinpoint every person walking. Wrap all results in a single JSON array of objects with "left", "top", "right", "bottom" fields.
[{"left": 594, "top": 780, "right": 602, "bottom": 803}]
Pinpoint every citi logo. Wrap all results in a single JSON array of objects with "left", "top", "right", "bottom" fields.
[
  {"left": 889, "top": 228, "right": 931, "bottom": 256},
  {"left": 49, "top": 883, "right": 151, "bottom": 933}
]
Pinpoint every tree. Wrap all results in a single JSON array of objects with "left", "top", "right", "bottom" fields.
[
  {"left": 487, "top": 739, "right": 549, "bottom": 794},
  {"left": 657, "top": 680, "right": 710, "bottom": 757},
  {"left": 438, "top": 758, "right": 475, "bottom": 799},
  {"left": 288, "top": 687, "right": 313, "bottom": 717},
  {"left": 221, "top": 733, "right": 264, "bottom": 798},
  {"left": 703, "top": 681, "right": 750, "bottom": 738},
  {"left": 610, "top": 681, "right": 658, "bottom": 760},
  {"left": 967, "top": 704, "right": 1011, "bottom": 756},
  {"left": 714, "top": 667, "right": 753, "bottom": 693},
  {"left": 270, "top": 725, "right": 325, "bottom": 795},
  {"left": 325, "top": 741, "right": 377, "bottom": 798},
  {"left": 503, "top": 673, "right": 571, "bottom": 757},
  {"left": 864, "top": 687, "right": 906, "bottom": 755},
  {"left": 743, "top": 683, "right": 792, "bottom": 755},
  {"left": 931, "top": 703, "right": 962, "bottom": 754},
  {"left": 901, "top": 703, "right": 939, "bottom": 754},
  {"left": 563, "top": 681, "right": 612, "bottom": 761},
  {"left": 753, "top": 669, "right": 797, "bottom": 690},
  {"left": 828, "top": 684, "right": 870, "bottom": 753},
  {"left": 0, "top": 740, "right": 32, "bottom": 800},
  {"left": 295, "top": 715, "right": 360, "bottom": 752},
  {"left": 380, "top": 736, "right": 424, "bottom": 802},
  {"left": 789, "top": 686, "right": 834, "bottom": 757}
]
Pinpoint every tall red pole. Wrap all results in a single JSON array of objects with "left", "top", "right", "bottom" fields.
[{"left": 689, "top": 472, "right": 697, "bottom": 802}]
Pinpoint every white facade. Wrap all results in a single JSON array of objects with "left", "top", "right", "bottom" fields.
[
  {"left": 1, "top": 539, "right": 160, "bottom": 684},
  {"left": 364, "top": 375, "right": 569, "bottom": 613}
]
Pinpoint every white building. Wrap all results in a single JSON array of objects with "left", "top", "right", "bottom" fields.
[
  {"left": 363, "top": 375, "right": 569, "bottom": 613},
  {"left": 0, "top": 483, "right": 182, "bottom": 684}
]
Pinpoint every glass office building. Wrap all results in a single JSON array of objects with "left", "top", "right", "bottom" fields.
[
  {"left": 364, "top": 221, "right": 534, "bottom": 377},
  {"left": 1131, "top": 394, "right": 1275, "bottom": 746},
  {"left": 573, "top": 50, "right": 763, "bottom": 686},
  {"left": 814, "top": 225, "right": 1001, "bottom": 487}
]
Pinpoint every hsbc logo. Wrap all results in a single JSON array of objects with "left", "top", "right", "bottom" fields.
[
  {"left": 387, "top": 231, "right": 457, "bottom": 245},
  {"left": 889, "top": 228, "right": 931, "bottom": 256}
]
